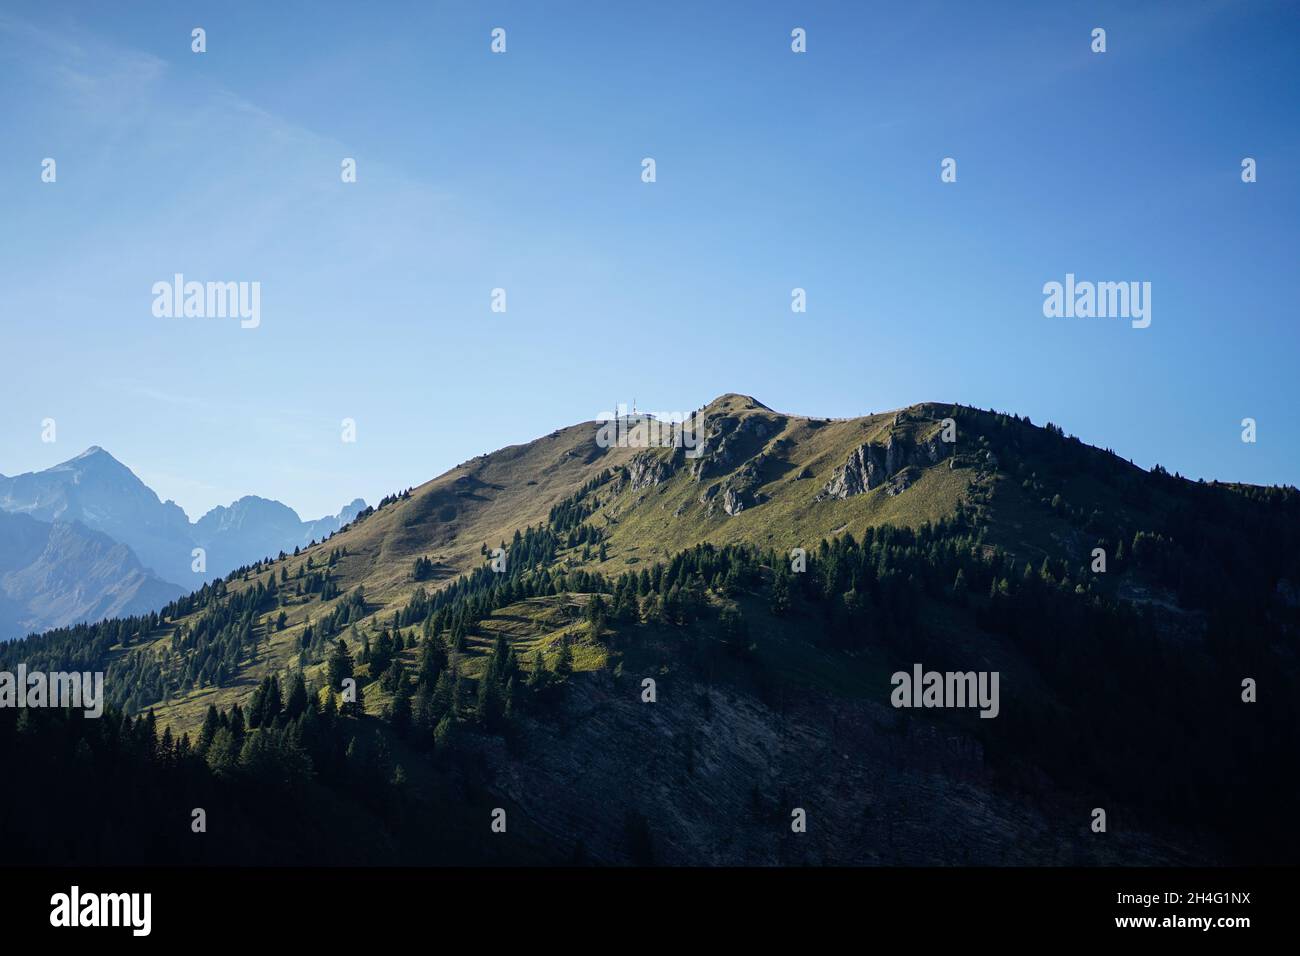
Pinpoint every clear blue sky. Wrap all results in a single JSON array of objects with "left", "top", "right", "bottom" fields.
[{"left": 1, "top": 0, "right": 1296, "bottom": 520}]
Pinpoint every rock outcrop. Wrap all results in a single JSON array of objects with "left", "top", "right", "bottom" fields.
[
  {"left": 689, "top": 413, "right": 781, "bottom": 482},
  {"left": 626, "top": 450, "right": 678, "bottom": 491},
  {"left": 816, "top": 431, "right": 951, "bottom": 501},
  {"left": 699, "top": 456, "right": 769, "bottom": 517}
]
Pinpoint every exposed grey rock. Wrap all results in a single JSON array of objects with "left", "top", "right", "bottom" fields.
[
  {"left": 697, "top": 455, "right": 769, "bottom": 518},
  {"left": 689, "top": 414, "right": 779, "bottom": 482},
  {"left": 627, "top": 451, "right": 677, "bottom": 491},
  {"left": 722, "top": 487, "right": 746, "bottom": 516},
  {"left": 817, "top": 443, "right": 885, "bottom": 500},
  {"left": 816, "top": 430, "right": 951, "bottom": 501}
]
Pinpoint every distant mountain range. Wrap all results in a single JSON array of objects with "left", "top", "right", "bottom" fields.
[
  {"left": 0, "top": 447, "right": 364, "bottom": 639},
  {"left": 193, "top": 494, "right": 367, "bottom": 582}
]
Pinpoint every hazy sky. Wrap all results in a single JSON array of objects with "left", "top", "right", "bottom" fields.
[{"left": 1, "top": 0, "right": 1296, "bottom": 520}]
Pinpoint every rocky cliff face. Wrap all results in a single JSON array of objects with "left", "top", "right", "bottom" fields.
[
  {"left": 689, "top": 412, "right": 782, "bottom": 483},
  {"left": 817, "top": 431, "right": 952, "bottom": 501},
  {"left": 626, "top": 450, "right": 680, "bottom": 492},
  {"left": 700, "top": 455, "right": 770, "bottom": 517},
  {"left": 623, "top": 408, "right": 957, "bottom": 518}
]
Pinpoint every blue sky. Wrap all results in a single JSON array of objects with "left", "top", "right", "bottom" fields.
[{"left": 1, "top": 0, "right": 1296, "bottom": 519}]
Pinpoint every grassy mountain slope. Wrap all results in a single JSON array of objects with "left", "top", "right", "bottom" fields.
[
  {"left": 144, "top": 394, "right": 981, "bottom": 730},
  {"left": 4, "top": 394, "right": 1297, "bottom": 865}
]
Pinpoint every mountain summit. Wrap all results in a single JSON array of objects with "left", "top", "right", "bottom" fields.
[
  {"left": 0, "top": 446, "right": 193, "bottom": 585},
  {"left": 0, "top": 448, "right": 365, "bottom": 636}
]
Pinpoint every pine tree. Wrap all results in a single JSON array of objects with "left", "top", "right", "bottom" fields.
[
  {"left": 770, "top": 575, "right": 790, "bottom": 616},
  {"left": 586, "top": 593, "right": 608, "bottom": 637},
  {"left": 390, "top": 680, "right": 413, "bottom": 738},
  {"left": 412, "top": 684, "right": 437, "bottom": 736},
  {"left": 553, "top": 634, "right": 573, "bottom": 678},
  {"left": 342, "top": 678, "right": 365, "bottom": 718},
  {"left": 641, "top": 592, "right": 665, "bottom": 625},
  {"left": 431, "top": 667, "right": 456, "bottom": 717},
  {"left": 525, "top": 650, "right": 548, "bottom": 692},
  {"left": 951, "top": 568, "right": 967, "bottom": 598},
  {"left": 285, "top": 672, "right": 309, "bottom": 720},
  {"left": 504, "top": 674, "right": 518, "bottom": 721},
  {"left": 197, "top": 704, "right": 220, "bottom": 756},
  {"left": 416, "top": 635, "right": 446, "bottom": 690},
  {"left": 327, "top": 639, "right": 354, "bottom": 693},
  {"left": 206, "top": 727, "right": 238, "bottom": 777},
  {"left": 228, "top": 704, "right": 245, "bottom": 748},
  {"left": 664, "top": 585, "right": 685, "bottom": 625},
  {"left": 433, "top": 715, "right": 456, "bottom": 752},
  {"left": 476, "top": 670, "right": 503, "bottom": 729}
]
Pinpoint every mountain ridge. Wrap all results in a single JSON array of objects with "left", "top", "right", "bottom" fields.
[
  {"left": 3, "top": 394, "right": 1297, "bottom": 865},
  {"left": 109, "top": 392, "right": 1297, "bottom": 730}
]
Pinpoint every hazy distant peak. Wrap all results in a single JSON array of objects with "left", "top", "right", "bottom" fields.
[
  {"left": 1, "top": 450, "right": 363, "bottom": 587},
  {"left": 211, "top": 494, "right": 300, "bottom": 516},
  {"left": 55, "top": 445, "right": 130, "bottom": 471}
]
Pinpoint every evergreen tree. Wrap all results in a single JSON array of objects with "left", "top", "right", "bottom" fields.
[
  {"left": 197, "top": 704, "right": 220, "bottom": 756},
  {"left": 342, "top": 678, "right": 365, "bottom": 718},
  {"left": 327, "top": 639, "right": 354, "bottom": 694},
  {"left": 553, "top": 634, "right": 573, "bottom": 678},
  {"left": 285, "top": 672, "right": 309, "bottom": 720},
  {"left": 433, "top": 715, "right": 456, "bottom": 752},
  {"left": 412, "top": 684, "right": 437, "bottom": 737},
  {"left": 525, "top": 650, "right": 549, "bottom": 693},
  {"left": 770, "top": 575, "right": 790, "bottom": 616},
  {"left": 390, "top": 680, "right": 412, "bottom": 738},
  {"left": 206, "top": 727, "right": 238, "bottom": 777}
]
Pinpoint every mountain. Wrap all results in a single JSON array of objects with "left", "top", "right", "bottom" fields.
[
  {"left": 193, "top": 496, "right": 368, "bottom": 576},
  {"left": 3, "top": 394, "right": 1297, "bottom": 866},
  {"left": 302, "top": 497, "right": 367, "bottom": 544},
  {"left": 0, "top": 511, "right": 184, "bottom": 640},
  {"left": 0, "top": 447, "right": 366, "bottom": 598},
  {"left": 0, "top": 446, "right": 195, "bottom": 585}
]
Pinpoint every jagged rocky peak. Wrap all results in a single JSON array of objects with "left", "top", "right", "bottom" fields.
[{"left": 689, "top": 407, "right": 783, "bottom": 482}]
